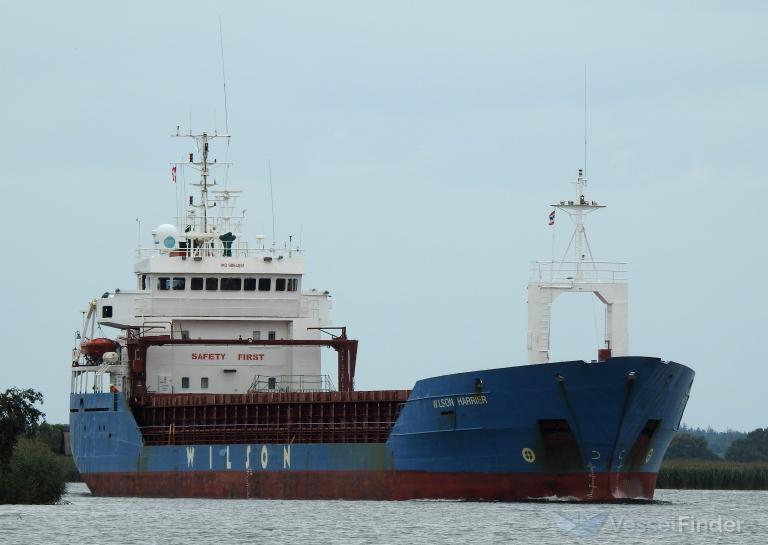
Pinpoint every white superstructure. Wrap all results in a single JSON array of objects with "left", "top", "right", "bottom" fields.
[
  {"left": 74, "top": 131, "right": 331, "bottom": 394},
  {"left": 527, "top": 169, "right": 628, "bottom": 364}
]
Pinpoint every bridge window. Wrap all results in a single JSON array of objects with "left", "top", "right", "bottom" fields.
[
  {"left": 102, "top": 306, "right": 113, "bottom": 318},
  {"left": 275, "top": 278, "right": 286, "bottom": 291},
  {"left": 243, "top": 278, "right": 256, "bottom": 291},
  {"left": 201, "top": 377, "right": 209, "bottom": 389},
  {"left": 287, "top": 278, "right": 298, "bottom": 292},
  {"left": 268, "top": 331, "right": 276, "bottom": 340},
  {"left": 191, "top": 277, "right": 204, "bottom": 290},
  {"left": 157, "top": 277, "right": 171, "bottom": 290},
  {"left": 172, "top": 277, "right": 185, "bottom": 290},
  {"left": 252, "top": 331, "right": 261, "bottom": 340},
  {"left": 141, "top": 275, "right": 147, "bottom": 290},
  {"left": 221, "top": 278, "right": 242, "bottom": 291},
  {"left": 181, "top": 377, "right": 190, "bottom": 389},
  {"left": 258, "top": 278, "right": 271, "bottom": 291},
  {"left": 205, "top": 278, "right": 218, "bottom": 291}
]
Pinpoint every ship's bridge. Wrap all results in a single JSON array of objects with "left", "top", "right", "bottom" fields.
[
  {"left": 87, "top": 245, "right": 331, "bottom": 396},
  {"left": 74, "top": 130, "right": 333, "bottom": 396},
  {"left": 94, "top": 248, "right": 328, "bottom": 327}
]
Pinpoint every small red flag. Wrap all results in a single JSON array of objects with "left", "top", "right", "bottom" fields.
[{"left": 171, "top": 165, "right": 177, "bottom": 183}]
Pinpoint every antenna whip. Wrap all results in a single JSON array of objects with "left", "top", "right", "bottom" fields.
[
  {"left": 268, "top": 160, "right": 276, "bottom": 247},
  {"left": 584, "top": 64, "right": 588, "bottom": 178},
  {"left": 218, "top": 16, "right": 230, "bottom": 134}
]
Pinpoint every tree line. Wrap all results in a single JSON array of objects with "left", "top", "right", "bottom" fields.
[
  {"left": 658, "top": 425, "right": 768, "bottom": 490},
  {"left": 0, "top": 388, "right": 67, "bottom": 504},
  {"left": 665, "top": 427, "right": 768, "bottom": 462}
]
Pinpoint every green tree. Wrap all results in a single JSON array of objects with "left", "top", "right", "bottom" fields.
[
  {"left": 0, "top": 438, "right": 66, "bottom": 504},
  {"left": 37, "top": 422, "right": 66, "bottom": 455},
  {"left": 679, "top": 424, "right": 746, "bottom": 457},
  {"left": 0, "top": 388, "right": 66, "bottom": 504},
  {"left": 726, "top": 428, "right": 768, "bottom": 462},
  {"left": 0, "top": 388, "right": 44, "bottom": 471},
  {"left": 665, "top": 432, "right": 719, "bottom": 460}
]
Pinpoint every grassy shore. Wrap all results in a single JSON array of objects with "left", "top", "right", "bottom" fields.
[{"left": 657, "top": 459, "right": 768, "bottom": 490}]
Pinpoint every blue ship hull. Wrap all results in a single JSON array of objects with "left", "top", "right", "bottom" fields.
[{"left": 70, "top": 357, "right": 693, "bottom": 500}]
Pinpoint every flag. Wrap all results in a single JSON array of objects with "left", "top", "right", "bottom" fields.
[
  {"left": 171, "top": 165, "right": 177, "bottom": 183},
  {"left": 548, "top": 209, "right": 555, "bottom": 225}
]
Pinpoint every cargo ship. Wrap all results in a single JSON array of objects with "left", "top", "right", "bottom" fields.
[{"left": 69, "top": 130, "right": 694, "bottom": 500}]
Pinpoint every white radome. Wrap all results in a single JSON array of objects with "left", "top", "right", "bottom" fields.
[{"left": 153, "top": 223, "right": 179, "bottom": 249}]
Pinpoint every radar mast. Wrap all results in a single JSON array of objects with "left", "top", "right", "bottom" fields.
[{"left": 169, "top": 129, "right": 247, "bottom": 258}]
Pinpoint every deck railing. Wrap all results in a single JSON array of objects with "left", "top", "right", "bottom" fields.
[
  {"left": 249, "top": 374, "right": 336, "bottom": 393},
  {"left": 135, "top": 245, "right": 302, "bottom": 260},
  {"left": 530, "top": 261, "right": 628, "bottom": 284}
]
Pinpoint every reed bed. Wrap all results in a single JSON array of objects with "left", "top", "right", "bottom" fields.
[{"left": 657, "top": 459, "right": 768, "bottom": 490}]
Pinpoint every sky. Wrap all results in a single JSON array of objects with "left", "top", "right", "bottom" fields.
[{"left": 1, "top": 1, "right": 766, "bottom": 430}]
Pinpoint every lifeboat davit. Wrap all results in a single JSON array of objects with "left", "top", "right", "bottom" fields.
[{"left": 80, "top": 338, "right": 118, "bottom": 358}]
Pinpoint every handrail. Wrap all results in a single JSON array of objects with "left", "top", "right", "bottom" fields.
[
  {"left": 530, "top": 260, "right": 628, "bottom": 284},
  {"left": 249, "top": 374, "right": 336, "bottom": 393},
  {"left": 135, "top": 246, "right": 303, "bottom": 259}
]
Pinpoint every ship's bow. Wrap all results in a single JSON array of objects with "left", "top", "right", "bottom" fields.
[{"left": 387, "top": 356, "right": 694, "bottom": 501}]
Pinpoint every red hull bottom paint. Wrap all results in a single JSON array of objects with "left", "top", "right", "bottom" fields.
[{"left": 83, "top": 471, "right": 658, "bottom": 501}]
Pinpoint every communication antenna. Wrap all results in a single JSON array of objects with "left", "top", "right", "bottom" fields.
[
  {"left": 218, "top": 16, "right": 232, "bottom": 189},
  {"left": 268, "top": 160, "right": 276, "bottom": 250},
  {"left": 218, "top": 16, "right": 230, "bottom": 134},
  {"left": 583, "top": 64, "right": 588, "bottom": 178}
]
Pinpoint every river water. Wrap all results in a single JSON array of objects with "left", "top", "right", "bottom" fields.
[{"left": 0, "top": 484, "right": 765, "bottom": 544}]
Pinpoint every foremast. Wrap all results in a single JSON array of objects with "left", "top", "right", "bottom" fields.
[{"left": 527, "top": 169, "right": 628, "bottom": 364}]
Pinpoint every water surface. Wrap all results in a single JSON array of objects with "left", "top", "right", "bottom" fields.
[{"left": 0, "top": 484, "right": 765, "bottom": 544}]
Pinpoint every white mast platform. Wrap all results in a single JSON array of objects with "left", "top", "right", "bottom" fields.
[{"left": 527, "top": 169, "right": 628, "bottom": 364}]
